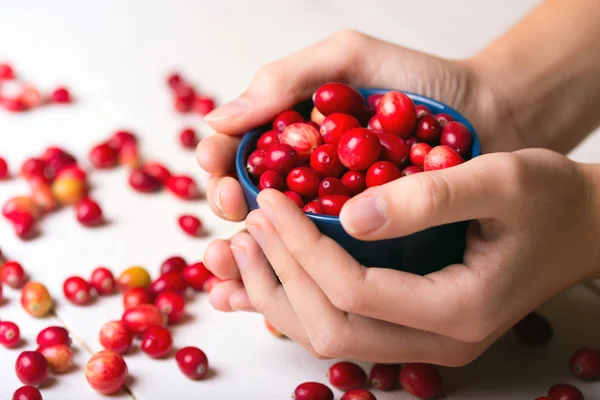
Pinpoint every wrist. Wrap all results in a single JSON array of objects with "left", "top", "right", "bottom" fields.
[{"left": 580, "top": 162, "right": 600, "bottom": 279}]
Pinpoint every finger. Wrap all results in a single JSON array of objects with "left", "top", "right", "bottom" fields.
[
  {"left": 340, "top": 153, "right": 517, "bottom": 240},
  {"left": 228, "top": 286, "right": 255, "bottom": 312},
  {"left": 206, "top": 175, "right": 248, "bottom": 221},
  {"left": 204, "top": 238, "right": 241, "bottom": 280},
  {"left": 208, "top": 279, "right": 244, "bottom": 312},
  {"left": 196, "top": 134, "right": 241, "bottom": 175}
]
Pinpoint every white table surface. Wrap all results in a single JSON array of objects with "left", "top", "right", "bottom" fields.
[{"left": 1, "top": 1, "right": 600, "bottom": 399}]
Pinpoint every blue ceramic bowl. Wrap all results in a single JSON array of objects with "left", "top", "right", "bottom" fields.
[{"left": 236, "top": 88, "right": 481, "bottom": 275}]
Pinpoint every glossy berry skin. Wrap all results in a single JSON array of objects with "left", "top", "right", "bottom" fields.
[
  {"left": 89, "top": 143, "right": 118, "bottom": 169},
  {"left": 122, "top": 304, "right": 166, "bottom": 336},
  {"left": 150, "top": 272, "right": 187, "bottom": 296},
  {"left": 367, "top": 115, "right": 384, "bottom": 134},
  {"left": 155, "top": 292, "right": 186, "bottom": 324},
  {"left": 176, "top": 347, "right": 209, "bottom": 379},
  {"left": 123, "top": 287, "right": 153, "bottom": 310},
  {"left": 303, "top": 201, "right": 324, "bottom": 214},
  {"left": 75, "top": 198, "right": 103, "bottom": 226},
  {"left": 63, "top": 276, "right": 93, "bottom": 305},
  {"left": 367, "top": 93, "right": 384, "bottom": 109},
  {"left": 284, "top": 191, "right": 304, "bottom": 208},
  {"left": 366, "top": 161, "right": 401, "bottom": 188},
  {"left": 38, "top": 344, "right": 73, "bottom": 373},
  {"left": 319, "top": 177, "right": 350, "bottom": 198},
  {"left": 167, "top": 175, "right": 199, "bottom": 199},
  {"left": 409, "top": 143, "right": 432, "bottom": 167},
  {"left": 376, "top": 91, "right": 417, "bottom": 137},
  {"left": 265, "top": 143, "right": 298, "bottom": 176},
  {"left": 128, "top": 169, "right": 162, "bottom": 193},
  {"left": 292, "top": 382, "right": 334, "bottom": 400},
  {"left": 50, "top": 87, "right": 71, "bottom": 103},
  {"left": 570, "top": 347, "right": 600, "bottom": 380},
  {"left": 402, "top": 166, "right": 423, "bottom": 176},
  {"left": 369, "top": 363, "right": 400, "bottom": 391},
  {"left": 99, "top": 321, "right": 133, "bottom": 354},
  {"left": 57, "top": 165, "right": 87, "bottom": 181},
  {"left": 399, "top": 363, "right": 443, "bottom": 399},
  {"left": 37, "top": 326, "right": 71, "bottom": 348},
  {"left": 547, "top": 384, "right": 584, "bottom": 400},
  {"left": 256, "top": 130, "right": 280, "bottom": 150},
  {"left": 84, "top": 351, "right": 128, "bottom": 395},
  {"left": 0, "top": 321, "right": 21, "bottom": 348},
  {"left": 286, "top": 167, "right": 322, "bottom": 197},
  {"left": 179, "top": 128, "right": 198, "bottom": 149},
  {"left": 160, "top": 256, "right": 187, "bottom": 275},
  {"left": 178, "top": 215, "right": 202, "bottom": 237},
  {"left": 273, "top": 110, "right": 304, "bottom": 132},
  {"left": 15, "top": 351, "right": 49, "bottom": 386},
  {"left": 310, "top": 144, "right": 345, "bottom": 178},
  {"left": 281, "top": 123, "right": 322, "bottom": 160},
  {"left": 11, "top": 212, "right": 37, "bottom": 240},
  {"left": 21, "top": 282, "right": 53, "bottom": 318},
  {"left": 415, "top": 104, "right": 431, "bottom": 117},
  {"left": 20, "top": 158, "right": 48, "bottom": 182},
  {"left": 182, "top": 262, "right": 212, "bottom": 291},
  {"left": 341, "top": 389, "right": 377, "bottom": 400},
  {"left": 0, "top": 157, "right": 9, "bottom": 179},
  {"left": 341, "top": 170, "right": 367, "bottom": 196},
  {"left": 440, "top": 121, "right": 472, "bottom": 156},
  {"left": 320, "top": 113, "right": 361, "bottom": 145},
  {"left": 12, "top": 386, "right": 42, "bottom": 400},
  {"left": 142, "top": 162, "right": 171, "bottom": 184},
  {"left": 378, "top": 132, "right": 409, "bottom": 165},
  {"left": 118, "top": 266, "right": 151, "bottom": 291},
  {"left": 247, "top": 149, "right": 268, "bottom": 178},
  {"left": 141, "top": 325, "right": 173, "bottom": 358},
  {"left": 44, "top": 149, "right": 77, "bottom": 177},
  {"left": 108, "top": 130, "right": 137, "bottom": 152},
  {"left": 314, "top": 83, "right": 365, "bottom": 117},
  {"left": 259, "top": 170, "right": 284, "bottom": 191},
  {"left": 435, "top": 113, "right": 453, "bottom": 126},
  {"left": 327, "top": 362, "right": 367, "bottom": 391},
  {"left": 415, "top": 114, "right": 442, "bottom": 143},
  {"left": 423, "top": 145, "right": 465, "bottom": 171},
  {"left": 1, "top": 260, "right": 27, "bottom": 288},
  {"left": 90, "top": 267, "right": 116, "bottom": 295},
  {"left": 337, "top": 128, "right": 381, "bottom": 171}
]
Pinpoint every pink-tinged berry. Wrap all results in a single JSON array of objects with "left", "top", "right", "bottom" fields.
[
  {"left": 178, "top": 215, "right": 202, "bottom": 237},
  {"left": 1, "top": 97, "right": 27, "bottom": 112},
  {"left": 142, "top": 162, "right": 172, "bottom": 184},
  {"left": 57, "top": 165, "right": 87, "bottom": 181},
  {"left": 75, "top": 198, "right": 104, "bottom": 226},
  {"left": 369, "top": 363, "right": 401, "bottom": 391},
  {"left": 50, "top": 87, "right": 71, "bottom": 103},
  {"left": 31, "top": 181, "right": 58, "bottom": 213},
  {"left": 341, "top": 170, "right": 367, "bottom": 196},
  {"left": 327, "top": 362, "right": 367, "bottom": 391},
  {"left": 38, "top": 344, "right": 73, "bottom": 373},
  {"left": 293, "top": 382, "right": 334, "bottom": 400},
  {"left": 90, "top": 267, "right": 116, "bottom": 295},
  {"left": 367, "top": 93, "right": 384, "bottom": 109},
  {"left": 21, "top": 282, "right": 53, "bottom": 317},
  {"left": 129, "top": 169, "right": 162, "bottom": 193},
  {"left": 15, "top": 351, "right": 49, "bottom": 386},
  {"left": 440, "top": 121, "right": 472, "bottom": 156},
  {"left": 258, "top": 170, "right": 284, "bottom": 191},
  {"left": 99, "top": 321, "right": 133, "bottom": 354},
  {"left": 118, "top": 141, "right": 139, "bottom": 168},
  {"left": 399, "top": 363, "right": 443, "bottom": 399},
  {"left": 257, "top": 130, "right": 280, "bottom": 150},
  {"left": 340, "top": 389, "right": 377, "bottom": 400},
  {"left": 3, "top": 196, "right": 41, "bottom": 221},
  {"left": 166, "top": 72, "right": 183, "bottom": 90},
  {"left": 121, "top": 304, "right": 166, "bottom": 336},
  {"left": 0, "top": 321, "right": 21, "bottom": 348},
  {"left": 320, "top": 113, "right": 361, "bottom": 145},
  {"left": 367, "top": 115, "right": 385, "bottom": 134},
  {"left": 314, "top": 83, "right": 365, "bottom": 117},
  {"left": 37, "top": 326, "right": 71, "bottom": 347},
  {"left": 310, "top": 144, "right": 345, "bottom": 178},
  {"left": 281, "top": 122, "right": 322, "bottom": 160},
  {"left": 63, "top": 276, "right": 93, "bottom": 305},
  {"left": 284, "top": 191, "right": 304, "bottom": 208},
  {"left": 176, "top": 347, "right": 209, "bottom": 380},
  {"left": 302, "top": 201, "right": 324, "bottom": 214},
  {"left": 337, "top": 128, "right": 381, "bottom": 171},
  {"left": 273, "top": 110, "right": 304, "bottom": 132},
  {"left": 167, "top": 175, "right": 199, "bottom": 199},
  {"left": 409, "top": 143, "right": 432, "bottom": 167},
  {"left": 1, "top": 261, "right": 27, "bottom": 288},
  {"left": 84, "top": 351, "right": 128, "bottom": 395},
  {"left": 423, "top": 145, "right": 464, "bottom": 171},
  {"left": 286, "top": 167, "right": 321, "bottom": 198},
  {"left": 141, "top": 325, "right": 173, "bottom": 358},
  {"left": 179, "top": 128, "right": 198, "bottom": 149},
  {"left": 376, "top": 91, "right": 417, "bottom": 137},
  {"left": 89, "top": 143, "right": 118, "bottom": 169}
]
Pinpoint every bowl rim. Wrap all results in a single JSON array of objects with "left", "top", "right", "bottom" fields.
[{"left": 235, "top": 88, "right": 482, "bottom": 223}]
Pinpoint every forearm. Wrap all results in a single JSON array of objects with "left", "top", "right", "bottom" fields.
[{"left": 470, "top": 0, "right": 600, "bottom": 154}]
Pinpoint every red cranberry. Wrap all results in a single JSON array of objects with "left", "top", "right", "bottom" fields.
[
  {"left": 265, "top": 143, "right": 298, "bottom": 176},
  {"left": 319, "top": 177, "right": 350, "bottom": 198},
  {"left": 90, "top": 267, "right": 116, "bottom": 295},
  {"left": 378, "top": 132, "right": 409, "bottom": 165},
  {"left": 366, "top": 161, "right": 401, "bottom": 187},
  {"left": 118, "top": 142, "right": 139, "bottom": 168},
  {"left": 84, "top": 351, "right": 128, "bottom": 395},
  {"left": 402, "top": 166, "right": 423, "bottom": 176},
  {"left": 179, "top": 128, "right": 199, "bottom": 149},
  {"left": 141, "top": 325, "right": 172, "bottom": 358},
  {"left": 178, "top": 215, "right": 202, "bottom": 237},
  {"left": 310, "top": 144, "right": 345, "bottom": 178},
  {"left": 108, "top": 130, "right": 137, "bottom": 151},
  {"left": 0, "top": 157, "right": 9, "bottom": 179},
  {"left": 15, "top": 351, "right": 49, "bottom": 386},
  {"left": 341, "top": 389, "right": 377, "bottom": 400},
  {"left": 128, "top": 169, "right": 162, "bottom": 192},
  {"left": 166, "top": 72, "right": 182, "bottom": 89},
  {"left": 0, "top": 321, "right": 21, "bottom": 348},
  {"left": 367, "top": 115, "right": 384, "bottom": 134},
  {"left": 367, "top": 93, "right": 384, "bottom": 109},
  {"left": 281, "top": 123, "right": 322, "bottom": 159},
  {"left": 415, "top": 104, "right": 431, "bottom": 117},
  {"left": 409, "top": 143, "right": 432, "bottom": 167},
  {"left": 337, "top": 128, "right": 381, "bottom": 171},
  {"left": 547, "top": 384, "right": 584, "bottom": 400},
  {"left": 376, "top": 91, "right": 417, "bottom": 137},
  {"left": 182, "top": 262, "right": 212, "bottom": 291},
  {"left": 273, "top": 110, "right": 305, "bottom": 132},
  {"left": 369, "top": 363, "right": 400, "bottom": 391},
  {"left": 440, "top": 121, "right": 472, "bottom": 156},
  {"left": 174, "top": 95, "right": 192, "bottom": 112},
  {"left": 57, "top": 165, "right": 87, "bottom": 181},
  {"left": 257, "top": 130, "right": 280, "bottom": 150},
  {"left": 341, "top": 170, "right": 367, "bottom": 196},
  {"left": 167, "top": 175, "right": 199, "bottom": 199},
  {"left": 36, "top": 326, "right": 71, "bottom": 347},
  {"left": 12, "top": 386, "right": 42, "bottom": 400},
  {"left": 20, "top": 158, "right": 48, "bottom": 182},
  {"left": 327, "top": 361, "right": 367, "bottom": 391},
  {"left": 176, "top": 347, "right": 209, "bottom": 379},
  {"left": 423, "top": 145, "right": 465, "bottom": 171},
  {"left": 21, "top": 282, "right": 53, "bottom": 318},
  {"left": 155, "top": 292, "right": 186, "bottom": 324},
  {"left": 89, "top": 143, "right": 118, "bottom": 169},
  {"left": 259, "top": 170, "right": 284, "bottom": 191},
  {"left": 50, "top": 87, "right": 71, "bottom": 103},
  {"left": 2, "top": 97, "right": 27, "bottom": 112},
  {"left": 142, "top": 162, "right": 172, "bottom": 184},
  {"left": 314, "top": 83, "right": 365, "bottom": 117},
  {"left": 320, "top": 113, "right": 361, "bottom": 145},
  {"left": 284, "top": 191, "right": 304, "bottom": 208},
  {"left": 435, "top": 113, "right": 453, "bottom": 126},
  {"left": 63, "top": 276, "right": 93, "bottom": 305},
  {"left": 399, "top": 363, "right": 442, "bottom": 399},
  {"left": 10, "top": 212, "right": 37, "bottom": 240},
  {"left": 194, "top": 96, "right": 215, "bottom": 116},
  {"left": 122, "top": 304, "right": 166, "bottom": 336},
  {"left": 293, "top": 382, "right": 334, "bottom": 400},
  {"left": 99, "top": 321, "right": 133, "bottom": 354},
  {"left": 150, "top": 272, "right": 187, "bottom": 296},
  {"left": 1, "top": 261, "right": 27, "bottom": 288},
  {"left": 123, "top": 287, "right": 153, "bottom": 310},
  {"left": 415, "top": 114, "right": 442, "bottom": 143},
  {"left": 38, "top": 344, "right": 73, "bottom": 373},
  {"left": 0, "top": 63, "right": 15, "bottom": 80},
  {"left": 247, "top": 149, "right": 268, "bottom": 178},
  {"left": 286, "top": 167, "right": 322, "bottom": 197},
  {"left": 160, "top": 256, "right": 187, "bottom": 275},
  {"left": 75, "top": 198, "right": 103, "bottom": 226},
  {"left": 41, "top": 146, "right": 74, "bottom": 163},
  {"left": 302, "top": 201, "right": 324, "bottom": 214},
  {"left": 570, "top": 347, "right": 600, "bottom": 380}
]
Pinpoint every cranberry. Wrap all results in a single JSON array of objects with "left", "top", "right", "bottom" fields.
[
  {"left": 12, "top": 386, "right": 42, "bottom": 400},
  {"left": 402, "top": 166, "right": 423, "bottom": 176},
  {"left": 440, "top": 121, "right": 472, "bottom": 156},
  {"left": 129, "top": 169, "right": 162, "bottom": 192},
  {"left": 31, "top": 182, "right": 58, "bottom": 213},
  {"left": 415, "top": 114, "right": 442, "bottom": 143},
  {"left": 341, "top": 170, "right": 367, "bottom": 196},
  {"left": 37, "top": 326, "right": 71, "bottom": 347},
  {"left": 155, "top": 292, "right": 186, "bottom": 324},
  {"left": 174, "top": 95, "right": 192, "bottom": 112},
  {"left": 2, "top": 97, "right": 27, "bottom": 112},
  {"left": 142, "top": 162, "right": 172, "bottom": 184},
  {"left": 57, "top": 165, "right": 87, "bottom": 181},
  {"left": 123, "top": 287, "right": 153, "bottom": 309},
  {"left": 293, "top": 382, "right": 334, "bottom": 400},
  {"left": 11, "top": 212, "right": 37, "bottom": 240},
  {"left": 75, "top": 198, "right": 103, "bottom": 226},
  {"left": 265, "top": 143, "right": 298, "bottom": 176},
  {"left": 273, "top": 110, "right": 305, "bottom": 132},
  {"left": 176, "top": 346, "right": 209, "bottom": 379},
  {"left": 119, "top": 144, "right": 139, "bottom": 168},
  {"left": 178, "top": 215, "right": 203, "bottom": 237},
  {"left": 150, "top": 272, "right": 187, "bottom": 296},
  {"left": 21, "top": 282, "right": 53, "bottom": 318},
  {"left": 320, "top": 113, "right": 361, "bottom": 145},
  {"left": 341, "top": 389, "right": 377, "bottom": 400},
  {"left": 182, "top": 262, "right": 212, "bottom": 290},
  {"left": 108, "top": 130, "right": 137, "bottom": 151},
  {"left": 547, "top": 384, "right": 584, "bottom": 400},
  {"left": 337, "top": 128, "right": 381, "bottom": 171},
  {"left": 202, "top": 275, "right": 221, "bottom": 292},
  {"left": 63, "top": 276, "right": 93, "bottom": 305},
  {"left": 38, "top": 344, "right": 72, "bottom": 373},
  {"left": 423, "top": 145, "right": 465, "bottom": 171},
  {"left": 52, "top": 176, "right": 87, "bottom": 204},
  {"left": 84, "top": 351, "right": 128, "bottom": 395},
  {"left": 99, "top": 321, "right": 133, "bottom": 354},
  {"left": 3, "top": 197, "right": 41, "bottom": 221},
  {"left": 19, "top": 158, "right": 48, "bottom": 181},
  {"left": 194, "top": 96, "right": 216, "bottom": 116},
  {"left": 415, "top": 104, "right": 431, "bottom": 117},
  {"left": 1, "top": 260, "right": 27, "bottom": 288},
  {"left": 179, "top": 128, "right": 199, "bottom": 149},
  {"left": 0, "top": 157, "right": 9, "bottom": 179},
  {"left": 366, "top": 161, "right": 401, "bottom": 187},
  {"left": 284, "top": 191, "right": 304, "bottom": 208},
  {"left": 319, "top": 177, "right": 350, "bottom": 198},
  {"left": 286, "top": 167, "right": 321, "bottom": 197},
  {"left": 314, "top": 83, "right": 365, "bottom": 117},
  {"left": 118, "top": 266, "right": 151, "bottom": 291},
  {"left": 376, "top": 91, "right": 417, "bottom": 137},
  {"left": 367, "top": 115, "right": 384, "bottom": 134},
  {"left": 15, "top": 351, "right": 49, "bottom": 386},
  {"left": 311, "top": 107, "right": 326, "bottom": 125},
  {"left": 367, "top": 93, "right": 384, "bottom": 109},
  {"left": 264, "top": 319, "right": 287, "bottom": 338},
  {"left": 167, "top": 72, "right": 183, "bottom": 89},
  {"left": 399, "top": 363, "right": 443, "bottom": 399},
  {"left": 167, "top": 175, "right": 199, "bottom": 199},
  {"left": 435, "top": 113, "right": 453, "bottom": 126},
  {"left": 257, "top": 130, "right": 280, "bottom": 150},
  {"left": 50, "top": 87, "right": 71, "bottom": 103},
  {"left": 259, "top": 170, "right": 284, "bottom": 191},
  {"left": 409, "top": 143, "right": 432, "bottom": 167},
  {"left": 89, "top": 143, "right": 118, "bottom": 169},
  {"left": 0, "top": 63, "right": 15, "bottom": 80},
  {"left": 122, "top": 304, "right": 166, "bottom": 336},
  {"left": 369, "top": 363, "right": 400, "bottom": 391},
  {"left": 141, "top": 325, "right": 172, "bottom": 358},
  {"left": 89, "top": 267, "right": 115, "bottom": 295},
  {"left": 0, "top": 321, "right": 21, "bottom": 347},
  {"left": 310, "top": 144, "right": 345, "bottom": 178},
  {"left": 160, "top": 256, "right": 187, "bottom": 275},
  {"left": 327, "top": 362, "right": 367, "bottom": 391},
  {"left": 247, "top": 149, "right": 268, "bottom": 178},
  {"left": 281, "top": 122, "right": 322, "bottom": 159},
  {"left": 570, "top": 347, "right": 600, "bottom": 380},
  {"left": 302, "top": 201, "right": 324, "bottom": 214},
  {"left": 378, "top": 132, "right": 409, "bottom": 165}
]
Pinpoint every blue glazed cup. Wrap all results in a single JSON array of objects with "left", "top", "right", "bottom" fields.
[{"left": 235, "top": 88, "right": 481, "bottom": 275}]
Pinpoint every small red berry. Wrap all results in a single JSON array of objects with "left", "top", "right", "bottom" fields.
[
  {"left": 319, "top": 177, "right": 350, "bottom": 198},
  {"left": 0, "top": 157, "right": 9, "bottom": 179},
  {"left": 377, "top": 132, "right": 409, "bottom": 165},
  {"left": 193, "top": 96, "right": 216, "bottom": 116},
  {"left": 0, "top": 63, "right": 15, "bottom": 80},
  {"left": 142, "top": 162, "right": 172, "bottom": 184},
  {"left": 314, "top": 83, "right": 365, "bottom": 117},
  {"left": 547, "top": 384, "right": 584, "bottom": 400},
  {"left": 128, "top": 169, "right": 162, "bottom": 192},
  {"left": 376, "top": 91, "right": 417, "bottom": 137},
  {"left": 75, "top": 198, "right": 103, "bottom": 226},
  {"left": 150, "top": 272, "right": 187, "bottom": 296},
  {"left": 160, "top": 256, "right": 187, "bottom": 275},
  {"left": 367, "top": 93, "right": 384, "bottom": 109},
  {"left": 179, "top": 128, "right": 198, "bottom": 149},
  {"left": 399, "top": 363, "right": 443, "bottom": 399},
  {"left": 122, "top": 304, "right": 166, "bottom": 336},
  {"left": 423, "top": 145, "right": 465, "bottom": 171},
  {"left": 63, "top": 276, "right": 93, "bottom": 305},
  {"left": 415, "top": 114, "right": 442, "bottom": 143},
  {"left": 402, "top": 166, "right": 423, "bottom": 176},
  {"left": 409, "top": 143, "right": 433, "bottom": 167},
  {"left": 366, "top": 161, "right": 401, "bottom": 187},
  {"left": 57, "top": 165, "right": 87, "bottom": 181},
  {"left": 337, "top": 128, "right": 381, "bottom": 171},
  {"left": 327, "top": 362, "right": 367, "bottom": 391},
  {"left": 176, "top": 346, "right": 209, "bottom": 380},
  {"left": 310, "top": 144, "right": 345, "bottom": 178},
  {"left": 178, "top": 215, "right": 202, "bottom": 237},
  {"left": 0, "top": 321, "right": 21, "bottom": 348},
  {"left": 11, "top": 212, "right": 37, "bottom": 240},
  {"left": 340, "top": 389, "right": 377, "bottom": 400},
  {"left": 89, "top": 143, "right": 118, "bottom": 169},
  {"left": 118, "top": 141, "right": 140, "bottom": 168},
  {"left": 3, "top": 196, "right": 41, "bottom": 221},
  {"left": 12, "top": 386, "right": 42, "bottom": 400},
  {"left": 123, "top": 287, "right": 153, "bottom": 310},
  {"left": 99, "top": 321, "right": 133, "bottom": 354},
  {"left": 167, "top": 72, "right": 183, "bottom": 90},
  {"left": 1, "top": 97, "right": 27, "bottom": 112},
  {"left": 440, "top": 121, "right": 472, "bottom": 156},
  {"left": 247, "top": 149, "right": 268, "bottom": 178},
  {"left": 303, "top": 201, "right": 324, "bottom": 214},
  {"left": 108, "top": 130, "right": 137, "bottom": 152},
  {"left": 284, "top": 191, "right": 304, "bottom": 208},
  {"left": 167, "top": 175, "right": 199, "bottom": 199},
  {"left": 286, "top": 167, "right": 321, "bottom": 197},
  {"left": 293, "top": 382, "right": 334, "bottom": 400},
  {"left": 15, "top": 351, "right": 49, "bottom": 386},
  {"left": 182, "top": 262, "right": 212, "bottom": 291},
  {"left": 174, "top": 95, "right": 192, "bottom": 112},
  {"left": 21, "top": 282, "right": 53, "bottom": 318},
  {"left": 367, "top": 115, "right": 385, "bottom": 134},
  {"left": 259, "top": 170, "right": 284, "bottom": 191},
  {"left": 155, "top": 292, "right": 186, "bottom": 324},
  {"left": 141, "top": 325, "right": 172, "bottom": 358},
  {"left": 341, "top": 170, "right": 366, "bottom": 196},
  {"left": 1, "top": 261, "right": 27, "bottom": 288},
  {"left": 570, "top": 347, "right": 600, "bottom": 381},
  {"left": 415, "top": 104, "right": 431, "bottom": 117},
  {"left": 19, "top": 158, "right": 48, "bottom": 182},
  {"left": 50, "top": 87, "right": 71, "bottom": 103},
  {"left": 281, "top": 123, "right": 322, "bottom": 160},
  {"left": 435, "top": 113, "right": 453, "bottom": 126},
  {"left": 84, "top": 351, "right": 128, "bottom": 395},
  {"left": 320, "top": 113, "right": 361, "bottom": 145},
  {"left": 273, "top": 110, "right": 304, "bottom": 132},
  {"left": 36, "top": 326, "right": 71, "bottom": 347},
  {"left": 38, "top": 344, "right": 73, "bottom": 373},
  {"left": 257, "top": 130, "right": 280, "bottom": 150},
  {"left": 265, "top": 143, "right": 298, "bottom": 176},
  {"left": 369, "top": 363, "right": 400, "bottom": 391},
  {"left": 90, "top": 267, "right": 116, "bottom": 295}
]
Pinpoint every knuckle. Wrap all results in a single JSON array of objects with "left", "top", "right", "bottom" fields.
[
  {"left": 330, "top": 287, "right": 359, "bottom": 313},
  {"left": 443, "top": 347, "right": 480, "bottom": 367},
  {"left": 413, "top": 173, "right": 452, "bottom": 220},
  {"left": 310, "top": 329, "right": 344, "bottom": 359},
  {"left": 490, "top": 153, "right": 529, "bottom": 197},
  {"left": 252, "top": 62, "right": 285, "bottom": 93},
  {"left": 329, "top": 29, "right": 366, "bottom": 46}
]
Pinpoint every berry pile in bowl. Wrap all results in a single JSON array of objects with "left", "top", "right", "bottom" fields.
[{"left": 236, "top": 83, "right": 481, "bottom": 274}]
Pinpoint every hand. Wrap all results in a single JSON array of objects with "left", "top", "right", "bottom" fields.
[{"left": 206, "top": 149, "right": 600, "bottom": 364}]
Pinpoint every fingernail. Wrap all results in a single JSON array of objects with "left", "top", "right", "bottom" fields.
[
  {"left": 230, "top": 245, "right": 248, "bottom": 272},
  {"left": 340, "top": 194, "right": 387, "bottom": 234},
  {"left": 205, "top": 97, "right": 249, "bottom": 122},
  {"left": 245, "top": 223, "right": 265, "bottom": 247},
  {"left": 257, "top": 198, "right": 278, "bottom": 224},
  {"left": 213, "top": 181, "right": 226, "bottom": 216}
]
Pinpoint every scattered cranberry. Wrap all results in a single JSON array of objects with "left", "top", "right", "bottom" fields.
[
  {"left": 57, "top": 165, "right": 87, "bottom": 181},
  {"left": 402, "top": 165, "right": 423, "bottom": 176},
  {"left": 99, "top": 321, "right": 133, "bottom": 354},
  {"left": 440, "top": 121, "right": 472, "bottom": 156},
  {"left": 44, "top": 149, "right": 76, "bottom": 177},
  {"left": 265, "top": 143, "right": 298, "bottom": 176},
  {"left": 123, "top": 287, "right": 153, "bottom": 310},
  {"left": 63, "top": 276, "right": 93, "bottom": 305},
  {"left": 409, "top": 143, "right": 432, "bottom": 167},
  {"left": 340, "top": 389, "right": 377, "bottom": 400},
  {"left": 570, "top": 347, "right": 600, "bottom": 380},
  {"left": 120, "top": 140, "right": 140, "bottom": 168},
  {"left": 0, "top": 321, "right": 21, "bottom": 348},
  {"left": 367, "top": 115, "right": 385, "bottom": 134},
  {"left": 281, "top": 123, "right": 322, "bottom": 160},
  {"left": 399, "top": 363, "right": 443, "bottom": 399},
  {"left": 547, "top": 384, "right": 584, "bottom": 400},
  {"left": 259, "top": 170, "right": 284, "bottom": 191},
  {"left": 176, "top": 346, "right": 209, "bottom": 380},
  {"left": 366, "top": 161, "right": 401, "bottom": 187},
  {"left": 247, "top": 149, "right": 268, "bottom": 178},
  {"left": 415, "top": 104, "right": 431, "bottom": 117},
  {"left": 84, "top": 351, "right": 128, "bottom": 395},
  {"left": 293, "top": 382, "right": 334, "bottom": 400},
  {"left": 19, "top": 159, "right": 48, "bottom": 182},
  {"left": 89, "top": 143, "right": 118, "bottom": 169},
  {"left": 167, "top": 175, "right": 199, "bottom": 199},
  {"left": 376, "top": 91, "right": 417, "bottom": 137},
  {"left": 150, "top": 272, "right": 187, "bottom": 296},
  {"left": 31, "top": 182, "right": 58, "bottom": 213},
  {"left": 11, "top": 212, "right": 37, "bottom": 240},
  {"left": 314, "top": 83, "right": 365, "bottom": 117},
  {"left": 160, "top": 256, "right": 187, "bottom": 275},
  {"left": 1, "top": 260, "right": 27, "bottom": 288},
  {"left": 182, "top": 262, "right": 212, "bottom": 291},
  {"left": 89, "top": 267, "right": 116, "bottom": 295},
  {"left": 337, "top": 128, "right": 381, "bottom": 171},
  {"left": 75, "top": 198, "right": 103, "bottom": 226},
  {"left": 36, "top": 326, "right": 71, "bottom": 347},
  {"left": 303, "top": 201, "right": 324, "bottom": 214},
  {"left": 320, "top": 113, "right": 361, "bottom": 145},
  {"left": 52, "top": 176, "right": 87, "bottom": 205},
  {"left": 257, "top": 130, "right": 280, "bottom": 150},
  {"left": 142, "top": 161, "right": 172, "bottom": 184},
  {"left": 21, "top": 282, "right": 53, "bottom": 318},
  {"left": 141, "top": 325, "right": 173, "bottom": 358},
  {"left": 286, "top": 167, "right": 321, "bottom": 197},
  {"left": 435, "top": 113, "right": 453, "bottom": 126},
  {"left": 284, "top": 191, "right": 304, "bottom": 208},
  {"left": 12, "top": 386, "right": 42, "bottom": 400},
  {"left": 319, "top": 177, "right": 350, "bottom": 198},
  {"left": 50, "top": 87, "right": 71, "bottom": 103},
  {"left": 178, "top": 214, "right": 203, "bottom": 237},
  {"left": 369, "top": 363, "right": 400, "bottom": 391},
  {"left": 3, "top": 196, "right": 41, "bottom": 221},
  {"left": 15, "top": 351, "right": 49, "bottom": 386},
  {"left": 310, "top": 144, "right": 345, "bottom": 178},
  {"left": 193, "top": 96, "right": 215, "bottom": 116},
  {"left": 108, "top": 130, "right": 137, "bottom": 152},
  {"left": 129, "top": 169, "right": 162, "bottom": 193},
  {"left": 179, "top": 128, "right": 199, "bottom": 149},
  {"left": 423, "top": 145, "right": 465, "bottom": 171},
  {"left": 341, "top": 170, "right": 367, "bottom": 196},
  {"left": 273, "top": 110, "right": 304, "bottom": 132},
  {"left": 415, "top": 114, "right": 442, "bottom": 143},
  {"left": 121, "top": 304, "right": 166, "bottom": 335},
  {"left": 167, "top": 72, "right": 182, "bottom": 89},
  {"left": 155, "top": 292, "right": 186, "bottom": 324},
  {"left": 0, "top": 63, "right": 15, "bottom": 80},
  {"left": 0, "top": 157, "right": 9, "bottom": 179},
  {"left": 38, "top": 344, "right": 72, "bottom": 373},
  {"left": 174, "top": 95, "right": 192, "bottom": 112},
  {"left": 118, "top": 266, "right": 151, "bottom": 291},
  {"left": 2, "top": 97, "right": 27, "bottom": 112},
  {"left": 377, "top": 132, "right": 410, "bottom": 165},
  {"left": 327, "top": 362, "right": 367, "bottom": 391}
]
